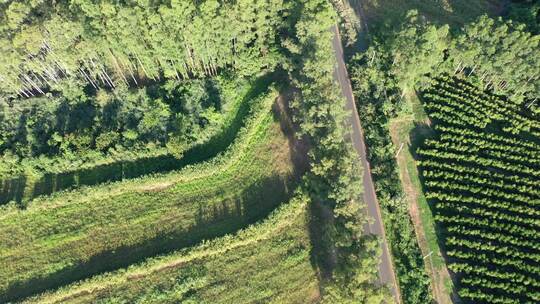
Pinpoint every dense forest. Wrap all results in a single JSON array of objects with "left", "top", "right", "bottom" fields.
[
  {"left": 348, "top": 1, "right": 539, "bottom": 303},
  {"left": 0, "top": 0, "right": 386, "bottom": 303},
  {"left": 0, "top": 0, "right": 288, "bottom": 177},
  {"left": 0, "top": 0, "right": 285, "bottom": 95}
]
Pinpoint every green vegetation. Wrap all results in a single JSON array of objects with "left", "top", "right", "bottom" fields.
[
  {"left": 0, "top": 0, "right": 285, "bottom": 96},
  {"left": 359, "top": 0, "right": 502, "bottom": 28},
  {"left": 0, "top": 76, "right": 270, "bottom": 205},
  {"left": 389, "top": 112, "right": 454, "bottom": 303},
  {"left": 350, "top": 63, "right": 432, "bottom": 303},
  {"left": 418, "top": 76, "right": 540, "bottom": 303},
  {"left": 283, "top": 1, "right": 388, "bottom": 301},
  {"left": 0, "top": 0, "right": 391, "bottom": 302},
  {"left": 0, "top": 89, "right": 303, "bottom": 302},
  {"left": 0, "top": 0, "right": 290, "bottom": 203},
  {"left": 347, "top": 1, "right": 540, "bottom": 303},
  {"left": 23, "top": 192, "right": 320, "bottom": 304}
]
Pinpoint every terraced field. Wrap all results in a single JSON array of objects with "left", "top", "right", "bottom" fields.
[
  {"left": 22, "top": 193, "right": 319, "bottom": 304},
  {"left": 0, "top": 87, "right": 308, "bottom": 302}
]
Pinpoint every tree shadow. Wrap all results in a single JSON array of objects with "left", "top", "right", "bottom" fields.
[
  {"left": 1, "top": 173, "right": 295, "bottom": 303},
  {"left": 0, "top": 176, "right": 26, "bottom": 205},
  {"left": 270, "top": 87, "right": 336, "bottom": 284},
  {"left": 0, "top": 89, "right": 308, "bottom": 302},
  {"left": 408, "top": 121, "right": 463, "bottom": 303},
  {"left": 351, "top": 0, "right": 508, "bottom": 31},
  {"left": 0, "top": 73, "right": 277, "bottom": 206}
]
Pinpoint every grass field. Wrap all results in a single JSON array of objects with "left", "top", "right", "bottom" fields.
[
  {"left": 0, "top": 87, "right": 306, "bottom": 302},
  {"left": 21, "top": 192, "right": 319, "bottom": 304}
]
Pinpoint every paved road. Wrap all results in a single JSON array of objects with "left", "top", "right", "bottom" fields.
[{"left": 331, "top": 26, "right": 401, "bottom": 303}]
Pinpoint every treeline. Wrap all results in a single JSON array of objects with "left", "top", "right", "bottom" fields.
[
  {"left": 0, "top": 0, "right": 286, "bottom": 97},
  {"left": 347, "top": 5, "right": 539, "bottom": 304},
  {"left": 0, "top": 79, "right": 221, "bottom": 158},
  {"left": 0, "top": 77, "right": 235, "bottom": 181},
  {"left": 283, "top": 0, "right": 389, "bottom": 302}
]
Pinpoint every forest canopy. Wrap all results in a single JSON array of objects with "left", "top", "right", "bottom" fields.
[
  {"left": 0, "top": 0, "right": 293, "bottom": 178},
  {"left": 0, "top": 0, "right": 286, "bottom": 97}
]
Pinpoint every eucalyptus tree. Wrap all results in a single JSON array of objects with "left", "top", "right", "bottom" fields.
[{"left": 449, "top": 16, "right": 540, "bottom": 102}]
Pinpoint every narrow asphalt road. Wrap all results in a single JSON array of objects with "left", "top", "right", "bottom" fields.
[{"left": 331, "top": 26, "right": 401, "bottom": 303}]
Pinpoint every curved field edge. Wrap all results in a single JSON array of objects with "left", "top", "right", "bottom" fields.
[
  {"left": 0, "top": 86, "right": 304, "bottom": 302},
  {"left": 22, "top": 192, "right": 317, "bottom": 304},
  {"left": 0, "top": 74, "right": 274, "bottom": 205}
]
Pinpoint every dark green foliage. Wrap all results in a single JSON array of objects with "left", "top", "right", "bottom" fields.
[
  {"left": 0, "top": 79, "right": 220, "bottom": 159},
  {"left": 507, "top": 0, "right": 540, "bottom": 34},
  {"left": 418, "top": 76, "right": 540, "bottom": 304},
  {"left": 284, "top": 0, "right": 388, "bottom": 302},
  {"left": 0, "top": 0, "right": 287, "bottom": 96},
  {"left": 349, "top": 53, "right": 433, "bottom": 303}
]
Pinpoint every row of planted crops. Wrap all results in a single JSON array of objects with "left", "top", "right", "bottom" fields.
[{"left": 418, "top": 76, "right": 540, "bottom": 304}]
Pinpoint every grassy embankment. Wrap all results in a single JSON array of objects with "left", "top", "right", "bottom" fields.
[
  {"left": 388, "top": 95, "right": 453, "bottom": 304},
  {"left": 22, "top": 192, "right": 319, "bottom": 304},
  {"left": 0, "top": 83, "right": 304, "bottom": 302},
  {"left": 0, "top": 75, "right": 274, "bottom": 205}
]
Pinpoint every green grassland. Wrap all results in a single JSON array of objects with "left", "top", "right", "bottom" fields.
[
  {"left": 389, "top": 102, "right": 454, "bottom": 303},
  {"left": 0, "top": 87, "right": 305, "bottom": 302},
  {"left": 22, "top": 192, "right": 319, "bottom": 304}
]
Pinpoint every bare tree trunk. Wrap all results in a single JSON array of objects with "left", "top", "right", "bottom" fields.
[
  {"left": 89, "top": 57, "right": 108, "bottom": 86},
  {"left": 454, "top": 61, "right": 462, "bottom": 74},
  {"left": 133, "top": 51, "right": 154, "bottom": 81},
  {"left": 23, "top": 74, "right": 45, "bottom": 94},
  {"left": 100, "top": 64, "right": 116, "bottom": 88},
  {"left": 127, "top": 59, "right": 139, "bottom": 85},
  {"left": 80, "top": 68, "right": 98, "bottom": 89},
  {"left": 468, "top": 64, "right": 477, "bottom": 76},
  {"left": 109, "top": 50, "right": 129, "bottom": 86}
]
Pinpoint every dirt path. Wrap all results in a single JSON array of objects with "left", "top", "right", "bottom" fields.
[{"left": 389, "top": 117, "right": 452, "bottom": 304}]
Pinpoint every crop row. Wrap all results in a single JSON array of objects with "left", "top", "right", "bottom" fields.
[{"left": 418, "top": 76, "right": 540, "bottom": 303}]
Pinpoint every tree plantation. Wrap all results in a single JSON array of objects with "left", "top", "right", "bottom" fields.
[
  {"left": 418, "top": 76, "right": 540, "bottom": 303},
  {"left": 2, "top": 0, "right": 537, "bottom": 303},
  {"left": 347, "top": 1, "right": 540, "bottom": 303}
]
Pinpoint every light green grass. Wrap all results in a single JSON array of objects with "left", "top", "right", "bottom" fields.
[
  {"left": 390, "top": 95, "right": 454, "bottom": 302},
  {"left": 22, "top": 193, "right": 320, "bottom": 304},
  {"left": 0, "top": 88, "right": 302, "bottom": 302}
]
